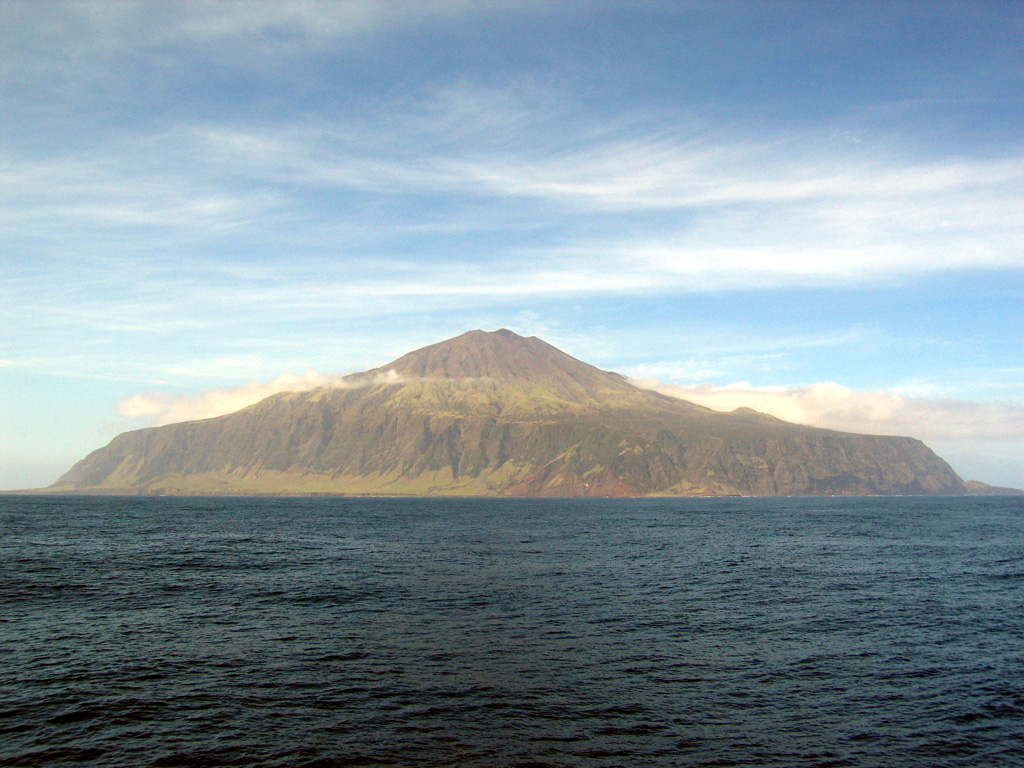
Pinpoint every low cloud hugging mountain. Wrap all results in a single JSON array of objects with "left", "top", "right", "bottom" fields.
[
  {"left": 631, "top": 379, "right": 1024, "bottom": 441},
  {"left": 119, "top": 367, "right": 1022, "bottom": 445},
  {"left": 117, "top": 370, "right": 345, "bottom": 426}
]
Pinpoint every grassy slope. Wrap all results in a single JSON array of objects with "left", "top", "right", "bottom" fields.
[{"left": 51, "top": 330, "right": 967, "bottom": 497}]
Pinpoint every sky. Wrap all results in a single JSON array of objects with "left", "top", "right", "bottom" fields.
[{"left": 1, "top": 1, "right": 1022, "bottom": 490}]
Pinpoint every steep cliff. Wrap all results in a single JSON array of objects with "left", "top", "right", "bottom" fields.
[{"left": 53, "top": 329, "right": 967, "bottom": 497}]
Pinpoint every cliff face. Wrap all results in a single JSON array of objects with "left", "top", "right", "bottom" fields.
[{"left": 53, "top": 329, "right": 967, "bottom": 497}]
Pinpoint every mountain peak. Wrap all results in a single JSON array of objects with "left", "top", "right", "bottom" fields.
[
  {"left": 50, "top": 329, "right": 968, "bottom": 498},
  {"left": 359, "top": 328, "right": 635, "bottom": 400}
]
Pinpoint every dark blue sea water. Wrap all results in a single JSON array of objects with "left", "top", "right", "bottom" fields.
[{"left": 1, "top": 495, "right": 1022, "bottom": 767}]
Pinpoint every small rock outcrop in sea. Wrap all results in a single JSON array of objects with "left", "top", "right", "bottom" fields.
[{"left": 52, "top": 329, "right": 968, "bottom": 497}]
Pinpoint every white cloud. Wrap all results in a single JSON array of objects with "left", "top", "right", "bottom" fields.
[
  {"left": 0, "top": 1, "right": 507, "bottom": 61},
  {"left": 116, "top": 369, "right": 406, "bottom": 426},
  {"left": 200, "top": 108, "right": 1024, "bottom": 218},
  {"left": 632, "top": 379, "right": 1024, "bottom": 441},
  {"left": 154, "top": 104, "right": 1024, "bottom": 286},
  {"left": 118, "top": 370, "right": 342, "bottom": 426},
  {"left": 167, "top": 0, "right": 533, "bottom": 48},
  {"left": 4, "top": 71, "right": 1023, "bottom": 299},
  {"left": 117, "top": 363, "right": 1024, "bottom": 443},
  {"left": 109, "top": 369, "right": 1024, "bottom": 488},
  {"left": 0, "top": 143, "right": 285, "bottom": 236}
]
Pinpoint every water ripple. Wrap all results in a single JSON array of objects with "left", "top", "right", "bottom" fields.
[{"left": 1, "top": 494, "right": 1022, "bottom": 767}]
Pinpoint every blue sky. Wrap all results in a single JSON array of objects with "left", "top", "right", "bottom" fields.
[{"left": 2, "top": 1, "right": 1022, "bottom": 489}]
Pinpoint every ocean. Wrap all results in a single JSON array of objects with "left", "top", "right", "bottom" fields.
[{"left": 1, "top": 495, "right": 1022, "bottom": 767}]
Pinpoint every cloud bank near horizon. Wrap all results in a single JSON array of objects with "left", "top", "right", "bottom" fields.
[
  {"left": 117, "top": 370, "right": 344, "bottom": 426},
  {"left": 118, "top": 370, "right": 1024, "bottom": 446},
  {"left": 117, "top": 370, "right": 417, "bottom": 427},
  {"left": 630, "top": 379, "right": 1024, "bottom": 442}
]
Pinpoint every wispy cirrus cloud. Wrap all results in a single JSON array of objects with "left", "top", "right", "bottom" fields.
[
  {"left": 6, "top": 110, "right": 1022, "bottom": 297},
  {"left": 1, "top": 1, "right": 525, "bottom": 73},
  {"left": 5, "top": 3, "right": 1022, "bottom": 294},
  {"left": 0, "top": 138, "right": 285, "bottom": 237},
  {"left": 192, "top": 101, "right": 1024, "bottom": 218}
]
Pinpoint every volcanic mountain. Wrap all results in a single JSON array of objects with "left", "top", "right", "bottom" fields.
[{"left": 52, "top": 329, "right": 967, "bottom": 497}]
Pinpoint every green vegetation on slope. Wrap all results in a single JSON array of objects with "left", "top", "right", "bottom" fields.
[{"left": 53, "top": 330, "right": 967, "bottom": 497}]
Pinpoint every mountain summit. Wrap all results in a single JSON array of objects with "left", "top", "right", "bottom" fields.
[
  {"left": 355, "top": 329, "right": 639, "bottom": 404},
  {"left": 52, "top": 329, "right": 967, "bottom": 497}
]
